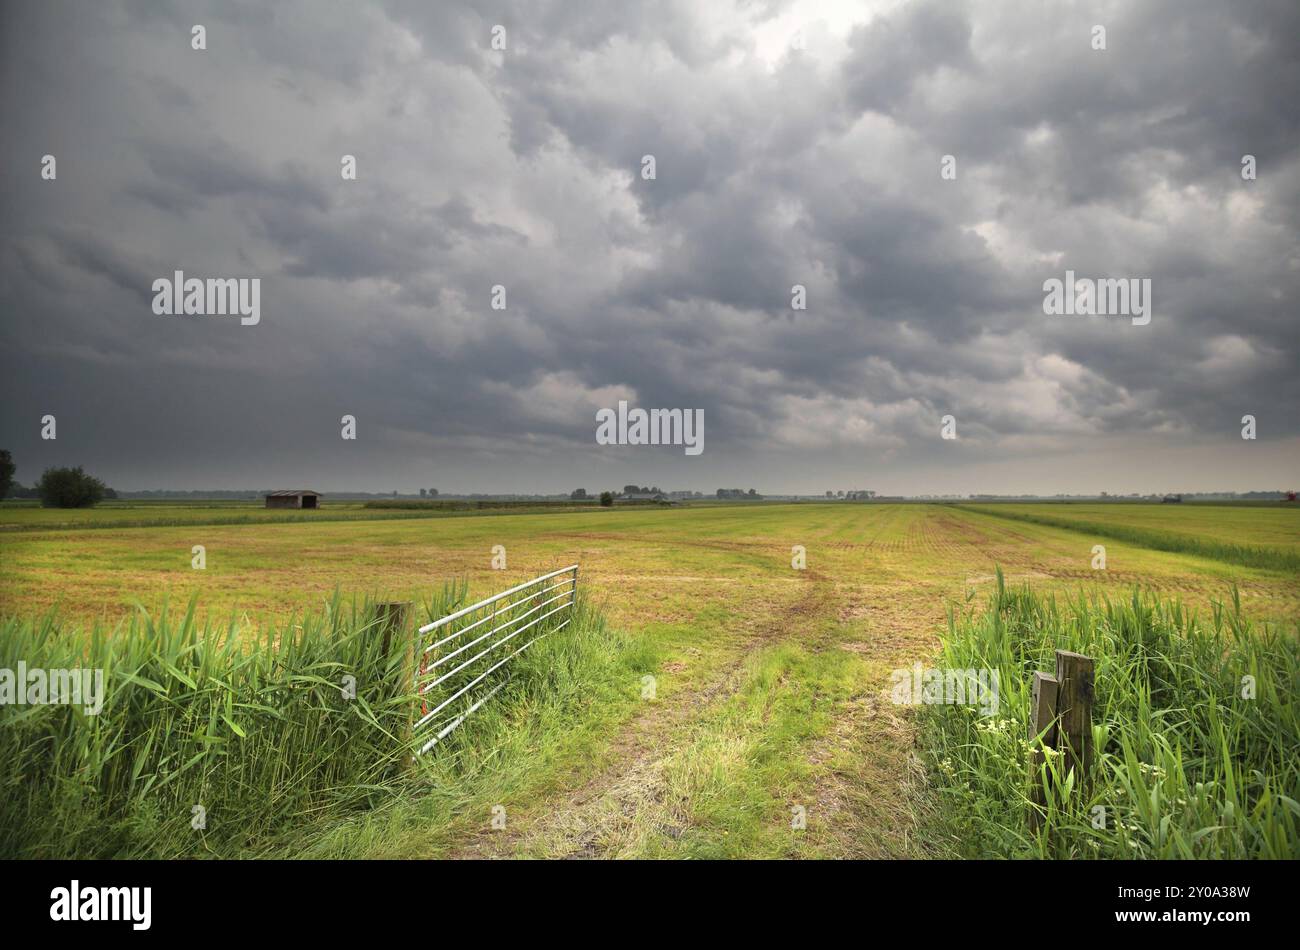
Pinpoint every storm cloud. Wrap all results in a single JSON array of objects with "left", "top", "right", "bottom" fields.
[{"left": 1, "top": 0, "right": 1296, "bottom": 494}]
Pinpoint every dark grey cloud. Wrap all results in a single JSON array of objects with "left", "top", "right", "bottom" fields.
[
  {"left": 1, "top": 0, "right": 1297, "bottom": 495},
  {"left": 842, "top": 0, "right": 975, "bottom": 116}
]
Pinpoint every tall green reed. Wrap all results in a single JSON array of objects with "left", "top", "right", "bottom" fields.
[
  {"left": 0, "top": 584, "right": 620, "bottom": 858},
  {"left": 922, "top": 570, "right": 1300, "bottom": 858}
]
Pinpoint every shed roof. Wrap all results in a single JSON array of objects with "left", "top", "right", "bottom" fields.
[{"left": 265, "top": 489, "right": 322, "bottom": 497}]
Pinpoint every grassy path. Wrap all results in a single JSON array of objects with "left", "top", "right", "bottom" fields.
[{"left": 451, "top": 573, "right": 860, "bottom": 857}]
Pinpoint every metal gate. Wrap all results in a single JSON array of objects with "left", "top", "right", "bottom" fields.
[{"left": 412, "top": 565, "right": 579, "bottom": 755}]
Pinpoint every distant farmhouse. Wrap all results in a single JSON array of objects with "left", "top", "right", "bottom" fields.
[{"left": 265, "top": 489, "right": 321, "bottom": 510}]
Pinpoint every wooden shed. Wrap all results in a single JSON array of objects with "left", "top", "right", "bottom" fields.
[{"left": 265, "top": 490, "right": 321, "bottom": 510}]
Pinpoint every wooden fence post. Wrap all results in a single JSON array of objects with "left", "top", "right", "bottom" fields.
[
  {"left": 373, "top": 601, "right": 414, "bottom": 755},
  {"left": 1054, "top": 650, "right": 1095, "bottom": 785},
  {"left": 373, "top": 600, "right": 410, "bottom": 663},
  {"left": 1028, "top": 670, "right": 1059, "bottom": 832}
]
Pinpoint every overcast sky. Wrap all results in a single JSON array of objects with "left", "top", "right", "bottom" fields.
[{"left": 2, "top": 0, "right": 1297, "bottom": 495}]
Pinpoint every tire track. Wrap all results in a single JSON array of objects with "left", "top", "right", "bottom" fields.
[{"left": 451, "top": 571, "right": 834, "bottom": 858}]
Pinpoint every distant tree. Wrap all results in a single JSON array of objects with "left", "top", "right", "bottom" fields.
[
  {"left": 825, "top": 490, "right": 834, "bottom": 498},
  {"left": 836, "top": 490, "right": 844, "bottom": 498},
  {"left": 419, "top": 488, "right": 427, "bottom": 497},
  {"left": 599, "top": 491, "right": 614, "bottom": 507},
  {"left": 6, "top": 481, "right": 38, "bottom": 499},
  {"left": 37, "top": 466, "right": 106, "bottom": 508},
  {"left": 746, "top": 488, "right": 758, "bottom": 497},
  {"left": 571, "top": 488, "right": 588, "bottom": 500},
  {"left": 428, "top": 488, "right": 438, "bottom": 497},
  {"left": 0, "top": 450, "right": 14, "bottom": 499}
]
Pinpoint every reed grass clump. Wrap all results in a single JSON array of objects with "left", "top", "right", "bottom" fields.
[
  {"left": 0, "top": 585, "right": 620, "bottom": 858},
  {"left": 922, "top": 572, "right": 1300, "bottom": 858}
]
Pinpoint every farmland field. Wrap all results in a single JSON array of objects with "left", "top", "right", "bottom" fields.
[
  {"left": 0, "top": 499, "right": 596, "bottom": 532},
  {"left": 965, "top": 502, "right": 1300, "bottom": 552},
  {"left": 1, "top": 501, "right": 1297, "bottom": 858}
]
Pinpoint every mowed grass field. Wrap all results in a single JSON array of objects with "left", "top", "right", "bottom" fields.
[
  {"left": 1, "top": 501, "right": 1297, "bottom": 858},
  {"left": 969, "top": 502, "right": 1300, "bottom": 553},
  {"left": 0, "top": 499, "right": 595, "bottom": 532}
]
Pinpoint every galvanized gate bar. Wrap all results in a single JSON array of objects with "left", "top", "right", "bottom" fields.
[
  {"left": 422, "top": 578, "right": 577, "bottom": 653},
  {"left": 423, "top": 586, "right": 575, "bottom": 667},
  {"left": 412, "top": 565, "right": 579, "bottom": 755},
  {"left": 418, "top": 564, "right": 580, "bottom": 634},
  {"left": 420, "top": 596, "right": 576, "bottom": 691}
]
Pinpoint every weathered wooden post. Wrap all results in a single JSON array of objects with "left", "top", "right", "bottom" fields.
[
  {"left": 373, "top": 600, "right": 414, "bottom": 756},
  {"left": 1028, "top": 670, "right": 1059, "bottom": 832},
  {"left": 373, "top": 600, "right": 410, "bottom": 662},
  {"left": 1054, "top": 650, "right": 1095, "bottom": 783}
]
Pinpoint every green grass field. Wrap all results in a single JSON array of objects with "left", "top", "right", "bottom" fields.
[
  {"left": 964, "top": 502, "right": 1300, "bottom": 553},
  {"left": 962, "top": 502, "right": 1300, "bottom": 572},
  {"left": 1, "top": 501, "right": 1297, "bottom": 857},
  {"left": 0, "top": 499, "right": 596, "bottom": 532}
]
